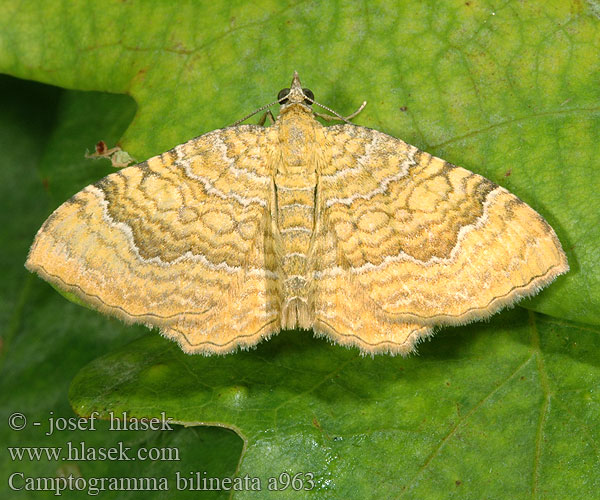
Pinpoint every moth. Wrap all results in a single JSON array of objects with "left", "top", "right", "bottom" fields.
[{"left": 26, "top": 72, "right": 568, "bottom": 355}]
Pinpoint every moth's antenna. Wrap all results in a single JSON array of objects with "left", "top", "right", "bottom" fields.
[
  {"left": 231, "top": 96, "right": 367, "bottom": 127},
  {"left": 311, "top": 99, "right": 367, "bottom": 124},
  {"left": 231, "top": 100, "right": 279, "bottom": 127}
]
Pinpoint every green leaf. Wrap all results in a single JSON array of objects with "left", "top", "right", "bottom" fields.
[
  {"left": 1, "top": 1, "right": 599, "bottom": 498},
  {"left": 70, "top": 311, "right": 600, "bottom": 499}
]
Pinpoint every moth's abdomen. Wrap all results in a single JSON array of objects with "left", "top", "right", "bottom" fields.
[{"left": 275, "top": 168, "right": 316, "bottom": 330}]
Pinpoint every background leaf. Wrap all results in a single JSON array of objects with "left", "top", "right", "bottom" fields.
[
  {"left": 71, "top": 311, "right": 599, "bottom": 499},
  {"left": 1, "top": 0, "right": 598, "bottom": 498}
]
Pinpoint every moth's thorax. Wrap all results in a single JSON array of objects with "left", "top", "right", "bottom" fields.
[
  {"left": 275, "top": 105, "right": 319, "bottom": 171},
  {"left": 272, "top": 104, "right": 321, "bottom": 329}
]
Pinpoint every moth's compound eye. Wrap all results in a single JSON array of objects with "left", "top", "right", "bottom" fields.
[
  {"left": 302, "top": 88, "right": 314, "bottom": 105},
  {"left": 277, "top": 88, "right": 290, "bottom": 104}
]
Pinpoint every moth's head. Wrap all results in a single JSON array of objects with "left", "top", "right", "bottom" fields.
[{"left": 277, "top": 71, "right": 315, "bottom": 112}]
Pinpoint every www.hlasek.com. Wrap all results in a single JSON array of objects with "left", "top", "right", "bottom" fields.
[{"left": 8, "top": 440, "right": 179, "bottom": 462}]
